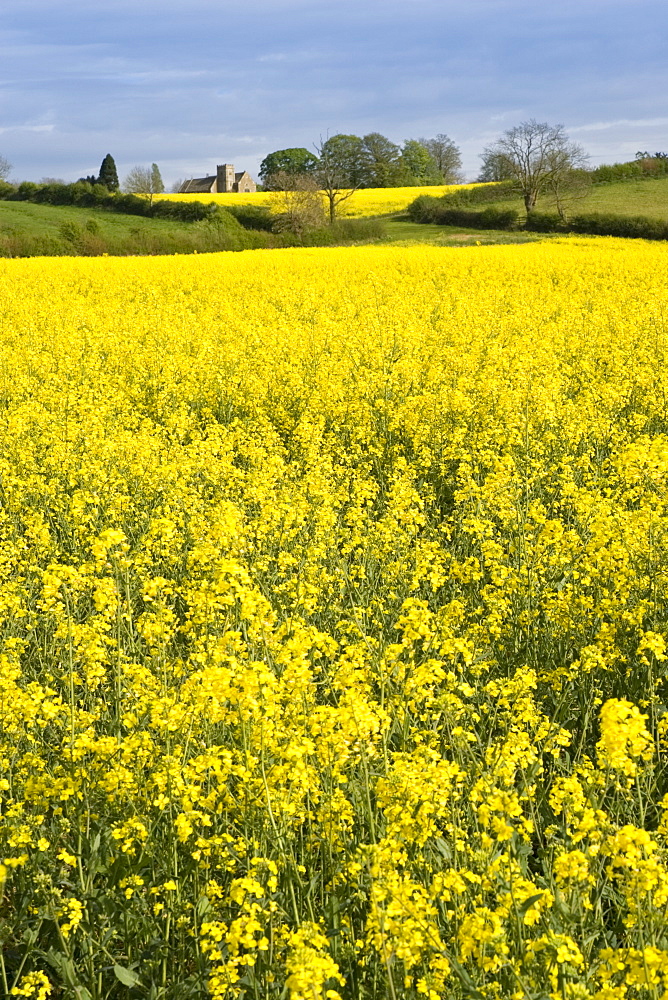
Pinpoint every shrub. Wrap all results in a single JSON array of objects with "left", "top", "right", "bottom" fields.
[
  {"left": 225, "top": 204, "right": 275, "bottom": 231},
  {"left": 523, "top": 212, "right": 565, "bottom": 232},
  {"left": 441, "top": 180, "right": 517, "bottom": 205},
  {"left": 407, "top": 195, "right": 443, "bottom": 223},
  {"left": 408, "top": 198, "right": 518, "bottom": 229},
  {"left": 524, "top": 211, "right": 668, "bottom": 240},
  {"left": 591, "top": 157, "right": 668, "bottom": 184},
  {"left": 149, "top": 199, "right": 218, "bottom": 222}
]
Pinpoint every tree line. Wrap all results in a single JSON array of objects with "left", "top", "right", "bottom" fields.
[
  {"left": 259, "top": 133, "right": 463, "bottom": 191},
  {"left": 2, "top": 124, "right": 668, "bottom": 228}
]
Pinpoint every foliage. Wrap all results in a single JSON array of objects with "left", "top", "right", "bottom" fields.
[
  {"left": 477, "top": 150, "right": 515, "bottom": 182},
  {"left": 408, "top": 195, "right": 518, "bottom": 228},
  {"left": 524, "top": 210, "right": 668, "bottom": 239},
  {"left": 259, "top": 149, "right": 320, "bottom": 187},
  {"left": 3, "top": 179, "right": 223, "bottom": 221},
  {"left": 400, "top": 139, "right": 441, "bottom": 186},
  {"left": 360, "top": 131, "right": 402, "bottom": 187},
  {"left": 313, "top": 135, "right": 364, "bottom": 223},
  {"left": 2, "top": 241, "right": 668, "bottom": 1000},
  {"left": 317, "top": 134, "right": 368, "bottom": 189},
  {"left": 270, "top": 172, "right": 327, "bottom": 238},
  {"left": 592, "top": 156, "right": 668, "bottom": 184},
  {"left": 151, "top": 163, "right": 165, "bottom": 194},
  {"left": 98, "top": 154, "right": 119, "bottom": 191},
  {"left": 419, "top": 134, "right": 463, "bottom": 183},
  {"left": 223, "top": 204, "right": 275, "bottom": 231},
  {"left": 0, "top": 153, "right": 12, "bottom": 181},
  {"left": 439, "top": 180, "right": 517, "bottom": 206}
]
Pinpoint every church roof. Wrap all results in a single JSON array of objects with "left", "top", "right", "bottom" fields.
[{"left": 180, "top": 176, "right": 216, "bottom": 193}]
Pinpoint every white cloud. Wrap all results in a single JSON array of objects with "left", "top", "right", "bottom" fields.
[
  {"left": 571, "top": 117, "right": 668, "bottom": 133},
  {"left": 0, "top": 123, "right": 55, "bottom": 135}
]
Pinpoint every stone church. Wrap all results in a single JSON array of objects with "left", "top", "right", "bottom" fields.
[{"left": 179, "top": 164, "right": 257, "bottom": 194}]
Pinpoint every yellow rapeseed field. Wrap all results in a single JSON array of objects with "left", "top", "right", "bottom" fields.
[
  {"left": 157, "top": 183, "right": 478, "bottom": 217},
  {"left": 2, "top": 238, "right": 668, "bottom": 1000}
]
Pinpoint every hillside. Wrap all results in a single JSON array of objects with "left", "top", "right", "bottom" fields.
[
  {"left": 458, "top": 176, "right": 668, "bottom": 221},
  {"left": 0, "top": 199, "right": 261, "bottom": 255}
]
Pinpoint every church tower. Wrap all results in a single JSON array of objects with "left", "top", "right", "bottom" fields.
[{"left": 216, "top": 164, "right": 236, "bottom": 192}]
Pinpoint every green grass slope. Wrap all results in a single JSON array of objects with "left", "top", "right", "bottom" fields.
[
  {"left": 468, "top": 177, "right": 668, "bottom": 221},
  {"left": 0, "top": 199, "right": 264, "bottom": 256}
]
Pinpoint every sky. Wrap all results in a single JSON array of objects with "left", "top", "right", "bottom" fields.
[{"left": 1, "top": 0, "right": 667, "bottom": 188}]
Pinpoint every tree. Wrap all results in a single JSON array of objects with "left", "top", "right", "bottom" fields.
[
  {"left": 123, "top": 163, "right": 165, "bottom": 204},
  {"left": 151, "top": 163, "right": 164, "bottom": 194},
  {"left": 547, "top": 165, "right": 591, "bottom": 221},
  {"left": 0, "top": 154, "right": 12, "bottom": 181},
  {"left": 259, "top": 148, "right": 319, "bottom": 188},
  {"left": 481, "top": 120, "right": 588, "bottom": 212},
  {"left": 419, "top": 134, "right": 463, "bottom": 183},
  {"left": 98, "top": 154, "right": 119, "bottom": 191},
  {"left": 361, "top": 133, "right": 401, "bottom": 187},
  {"left": 400, "top": 140, "right": 440, "bottom": 185},
  {"left": 314, "top": 135, "right": 365, "bottom": 223},
  {"left": 270, "top": 171, "right": 326, "bottom": 239},
  {"left": 317, "top": 134, "right": 368, "bottom": 188},
  {"left": 477, "top": 151, "right": 515, "bottom": 182}
]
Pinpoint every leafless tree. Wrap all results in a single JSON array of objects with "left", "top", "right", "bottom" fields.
[
  {"left": 419, "top": 134, "right": 463, "bottom": 183},
  {"left": 0, "top": 154, "right": 12, "bottom": 181},
  {"left": 123, "top": 164, "right": 164, "bottom": 205},
  {"left": 482, "top": 120, "right": 589, "bottom": 213},
  {"left": 546, "top": 163, "right": 592, "bottom": 221}
]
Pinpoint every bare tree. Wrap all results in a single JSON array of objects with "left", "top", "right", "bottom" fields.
[
  {"left": 545, "top": 160, "right": 591, "bottom": 221},
  {"left": 0, "top": 154, "right": 12, "bottom": 181},
  {"left": 123, "top": 164, "right": 165, "bottom": 205},
  {"left": 482, "top": 120, "right": 589, "bottom": 213},
  {"left": 419, "top": 134, "right": 463, "bottom": 183},
  {"left": 314, "top": 135, "right": 362, "bottom": 224}
]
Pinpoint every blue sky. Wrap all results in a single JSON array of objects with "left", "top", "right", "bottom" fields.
[{"left": 1, "top": 0, "right": 666, "bottom": 187}]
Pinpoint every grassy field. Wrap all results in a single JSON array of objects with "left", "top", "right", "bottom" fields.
[
  {"left": 0, "top": 199, "right": 195, "bottom": 245},
  {"left": 0, "top": 199, "right": 559, "bottom": 255},
  {"left": 2, "top": 175, "right": 668, "bottom": 257},
  {"left": 464, "top": 176, "right": 668, "bottom": 220}
]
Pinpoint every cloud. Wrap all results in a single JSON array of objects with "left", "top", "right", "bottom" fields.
[
  {"left": 0, "top": 0, "right": 666, "bottom": 185},
  {"left": 571, "top": 117, "right": 668, "bottom": 133},
  {"left": 0, "top": 123, "right": 55, "bottom": 135}
]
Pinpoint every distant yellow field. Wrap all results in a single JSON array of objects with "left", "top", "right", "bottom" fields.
[{"left": 156, "top": 183, "right": 479, "bottom": 218}]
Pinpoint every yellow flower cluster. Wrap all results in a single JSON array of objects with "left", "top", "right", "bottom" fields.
[
  {"left": 0, "top": 238, "right": 668, "bottom": 999},
  {"left": 156, "top": 182, "right": 478, "bottom": 217}
]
